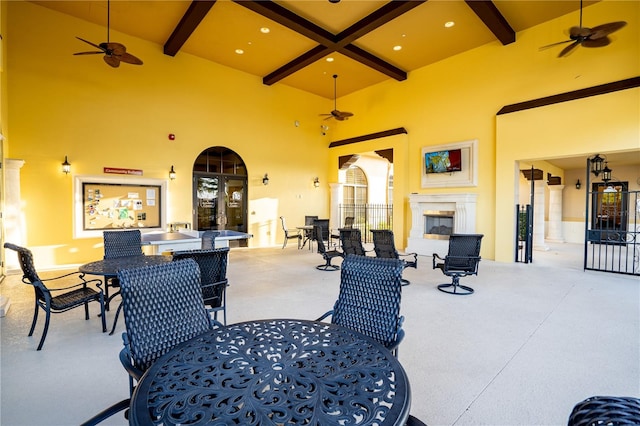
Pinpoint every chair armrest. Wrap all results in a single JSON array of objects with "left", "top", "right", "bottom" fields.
[
  {"left": 399, "top": 252, "right": 417, "bottom": 264},
  {"left": 36, "top": 277, "right": 104, "bottom": 292},
  {"left": 386, "top": 316, "right": 405, "bottom": 356},
  {"left": 119, "top": 334, "right": 144, "bottom": 382},
  {"left": 432, "top": 253, "right": 445, "bottom": 269},
  {"left": 41, "top": 270, "right": 88, "bottom": 282},
  {"left": 316, "top": 310, "right": 333, "bottom": 322}
]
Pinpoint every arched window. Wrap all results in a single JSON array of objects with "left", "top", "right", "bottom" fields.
[{"left": 343, "top": 166, "right": 368, "bottom": 205}]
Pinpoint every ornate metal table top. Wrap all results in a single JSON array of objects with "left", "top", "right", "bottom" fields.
[
  {"left": 79, "top": 255, "right": 172, "bottom": 277},
  {"left": 130, "top": 318, "right": 411, "bottom": 426}
]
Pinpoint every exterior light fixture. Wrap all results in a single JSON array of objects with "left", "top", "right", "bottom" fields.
[
  {"left": 62, "top": 156, "right": 71, "bottom": 174},
  {"left": 169, "top": 165, "right": 176, "bottom": 180},
  {"left": 575, "top": 179, "right": 581, "bottom": 190},
  {"left": 313, "top": 177, "right": 320, "bottom": 188},
  {"left": 590, "top": 154, "right": 604, "bottom": 176},
  {"left": 601, "top": 162, "right": 612, "bottom": 184},
  {"left": 263, "top": 174, "right": 269, "bottom": 185}
]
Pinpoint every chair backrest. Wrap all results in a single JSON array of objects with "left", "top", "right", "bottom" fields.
[
  {"left": 344, "top": 216, "right": 355, "bottom": 228},
  {"left": 340, "top": 228, "right": 367, "bottom": 256},
  {"left": 332, "top": 254, "right": 404, "bottom": 350},
  {"left": 103, "top": 230, "right": 143, "bottom": 259},
  {"left": 172, "top": 248, "right": 230, "bottom": 308},
  {"left": 445, "top": 234, "right": 484, "bottom": 272},
  {"left": 118, "top": 259, "right": 212, "bottom": 372},
  {"left": 200, "top": 230, "right": 220, "bottom": 250},
  {"left": 313, "top": 225, "right": 329, "bottom": 255},
  {"left": 3, "top": 243, "right": 50, "bottom": 301},
  {"left": 371, "top": 229, "right": 400, "bottom": 260},
  {"left": 304, "top": 215, "right": 318, "bottom": 226},
  {"left": 313, "top": 219, "right": 330, "bottom": 241}
]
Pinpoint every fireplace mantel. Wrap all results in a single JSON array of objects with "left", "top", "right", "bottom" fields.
[{"left": 406, "top": 193, "right": 477, "bottom": 256}]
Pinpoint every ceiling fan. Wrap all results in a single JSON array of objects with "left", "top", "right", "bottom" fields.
[
  {"left": 320, "top": 75, "right": 353, "bottom": 121},
  {"left": 74, "top": 0, "right": 143, "bottom": 68},
  {"left": 539, "top": 0, "right": 626, "bottom": 58}
]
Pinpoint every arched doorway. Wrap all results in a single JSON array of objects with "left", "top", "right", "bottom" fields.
[{"left": 193, "top": 147, "right": 248, "bottom": 247}]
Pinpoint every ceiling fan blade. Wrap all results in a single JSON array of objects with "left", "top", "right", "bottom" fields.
[
  {"left": 103, "top": 55, "right": 120, "bottom": 68},
  {"left": 539, "top": 39, "right": 573, "bottom": 51},
  {"left": 583, "top": 37, "right": 611, "bottom": 48},
  {"left": 589, "top": 21, "right": 627, "bottom": 39},
  {"left": 558, "top": 41, "right": 581, "bottom": 57},
  {"left": 118, "top": 52, "right": 143, "bottom": 65},
  {"left": 102, "top": 42, "right": 127, "bottom": 55},
  {"left": 569, "top": 26, "right": 591, "bottom": 38},
  {"left": 76, "top": 37, "right": 105, "bottom": 51},
  {"left": 73, "top": 51, "right": 104, "bottom": 56},
  {"left": 338, "top": 111, "right": 354, "bottom": 118}
]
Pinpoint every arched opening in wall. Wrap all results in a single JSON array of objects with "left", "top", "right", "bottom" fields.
[{"left": 193, "top": 147, "right": 249, "bottom": 247}]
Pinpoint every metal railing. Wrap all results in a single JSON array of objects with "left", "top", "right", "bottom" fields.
[{"left": 337, "top": 204, "right": 393, "bottom": 243}]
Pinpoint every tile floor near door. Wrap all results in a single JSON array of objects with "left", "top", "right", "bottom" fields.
[{"left": 1, "top": 242, "right": 638, "bottom": 426}]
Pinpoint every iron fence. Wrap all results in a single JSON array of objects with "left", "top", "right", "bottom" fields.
[{"left": 337, "top": 204, "right": 393, "bottom": 243}]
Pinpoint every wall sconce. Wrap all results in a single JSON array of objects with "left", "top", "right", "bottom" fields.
[
  {"left": 62, "top": 156, "right": 71, "bottom": 174},
  {"left": 575, "top": 179, "right": 581, "bottom": 189},
  {"left": 590, "top": 154, "right": 605, "bottom": 176},
  {"left": 602, "top": 162, "right": 612, "bottom": 183},
  {"left": 169, "top": 165, "right": 176, "bottom": 180},
  {"left": 313, "top": 177, "right": 320, "bottom": 188},
  {"left": 262, "top": 174, "right": 269, "bottom": 185}
]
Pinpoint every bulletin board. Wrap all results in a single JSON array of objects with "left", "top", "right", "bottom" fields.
[
  {"left": 74, "top": 176, "right": 167, "bottom": 238},
  {"left": 83, "top": 182, "right": 161, "bottom": 230}
]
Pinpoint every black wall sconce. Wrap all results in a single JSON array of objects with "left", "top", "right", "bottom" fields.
[
  {"left": 263, "top": 174, "right": 269, "bottom": 185},
  {"left": 313, "top": 177, "right": 320, "bottom": 188},
  {"left": 62, "top": 156, "right": 71, "bottom": 174},
  {"left": 169, "top": 165, "right": 176, "bottom": 180},
  {"left": 575, "top": 179, "right": 581, "bottom": 189},
  {"left": 602, "top": 162, "right": 612, "bottom": 183},
  {"left": 590, "top": 154, "right": 605, "bottom": 176}
]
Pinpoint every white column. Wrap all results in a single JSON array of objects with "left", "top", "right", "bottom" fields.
[
  {"left": 546, "top": 185, "right": 565, "bottom": 243},
  {"left": 329, "top": 183, "right": 342, "bottom": 229},
  {"left": 533, "top": 180, "right": 549, "bottom": 251}
]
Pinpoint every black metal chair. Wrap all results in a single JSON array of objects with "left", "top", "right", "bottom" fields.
[
  {"left": 433, "top": 234, "right": 484, "bottom": 295},
  {"left": 339, "top": 228, "right": 373, "bottom": 256},
  {"left": 406, "top": 415, "right": 428, "bottom": 426},
  {"left": 200, "top": 230, "right": 220, "bottom": 249},
  {"left": 279, "top": 216, "right": 302, "bottom": 249},
  {"left": 568, "top": 396, "right": 640, "bottom": 426},
  {"left": 172, "top": 247, "right": 230, "bottom": 324},
  {"left": 80, "top": 259, "right": 214, "bottom": 425},
  {"left": 371, "top": 229, "right": 418, "bottom": 286},
  {"left": 4, "top": 242, "right": 106, "bottom": 351},
  {"left": 330, "top": 216, "right": 352, "bottom": 247},
  {"left": 302, "top": 215, "right": 318, "bottom": 249},
  {"left": 313, "top": 225, "right": 343, "bottom": 271},
  {"left": 313, "top": 218, "right": 331, "bottom": 249},
  {"left": 317, "top": 254, "right": 405, "bottom": 356}
]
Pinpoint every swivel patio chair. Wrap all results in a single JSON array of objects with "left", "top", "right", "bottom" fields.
[
  {"left": 200, "top": 230, "right": 220, "bottom": 249},
  {"left": 330, "top": 216, "right": 353, "bottom": 247},
  {"left": 172, "top": 247, "right": 230, "bottom": 324},
  {"left": 317, "top": 254, "right": 405, "bottom": 356},
  {"left": 568, "top": 396, "right": 640, "bottom": 426},
  {"left": 313, "top": 225, "right": 343, "bottom": 271},
  {"left": 371, "top": 229, "right": 418, "bottom": 286},
  {"left": 279, "top": 216, "right": 302, "bottom": 249},
  {"left": 312, "top": 218, "right": 332, "bottom": 249},
  {"left": 80, "top": 259, "right": 214, "bottom": 425},
  {"left": 4, "top": 242, "right": 106, "bottom": 351},
  {"left": 339, "top": 228, "right": 373, "bottom": 256},
  {"left": 433, "top": 234, "right": 484, "bottom": 295}
]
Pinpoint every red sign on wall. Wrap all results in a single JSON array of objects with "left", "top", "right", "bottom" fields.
[{"left": 104, "top": 167, "right": 143, "bottom": 176}]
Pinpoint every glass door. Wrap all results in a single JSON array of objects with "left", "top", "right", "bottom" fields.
[
  {"left": 194, "top": 174, "right": 248, "bottom": 239},
  {"left": 195, "top": 174, "right": 219, "bottom": 230}
]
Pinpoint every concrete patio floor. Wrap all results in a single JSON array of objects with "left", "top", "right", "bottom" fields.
[{"left": 1, "top": 242, "right": 638, "bottom": 425}]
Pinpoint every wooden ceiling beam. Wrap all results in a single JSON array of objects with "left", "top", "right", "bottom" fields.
[
  {"left": 164, "top": 1, "right": 217, "bottom": 56},
  {"left": 464, "top": 0, "right": 515, "bottom": 45}
]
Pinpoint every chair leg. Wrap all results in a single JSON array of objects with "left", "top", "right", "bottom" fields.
[
  {"left": 37, "top": 308, "right": 51, "bottom": 351},
  {"left": 79, "top": 398, "right": 130, "bottom": 426},
  {"left": 437, "top": 275, "right": 474, "bottom": 295},
  {"left": 282, "top": 237, "right": 287, "bottom": 249},
  {"left": 28, "top": 302, "right": 39, "bottom": 337},
  {"left": 109, "top": 301, "right": 123, "bottom": 335},
  {"left": 99, "top": 294, "right": 107, "bottom": 333}
]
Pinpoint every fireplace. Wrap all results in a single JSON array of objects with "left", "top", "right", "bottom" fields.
[
  {"left": 407, "top": 193, "right": 477, "bottom": 256},
  {"left": 424, "top": 210, "right": 454, "bottom": 239}
]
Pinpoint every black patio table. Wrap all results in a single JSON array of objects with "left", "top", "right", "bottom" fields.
[{"left": 129, "top": 318, "right": 411, "bottom": 426}]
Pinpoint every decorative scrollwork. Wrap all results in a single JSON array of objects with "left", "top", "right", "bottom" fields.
[{"left": 134, "top": 319, "right": 408, "bottom": 426}]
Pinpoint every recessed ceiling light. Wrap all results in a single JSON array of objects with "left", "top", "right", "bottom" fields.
[
  {"left": 445, "top": 21, "right": 455, "bottom": 28},
  {"left": 235, "top": 49, "right": 244, "bottom": 55},
  {"left": 260, "top": 27, "right": 270, "bottom": 34},
  {"left": 326, "top": 57, "right": 334, "bottom": 62},
  {"left": 393, "top": 45, "right": 402, "bottom": 51}
]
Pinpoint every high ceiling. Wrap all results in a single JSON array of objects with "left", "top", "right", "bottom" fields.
[{"left": 32, "top": 0, "right": 603, "bottom": 100}]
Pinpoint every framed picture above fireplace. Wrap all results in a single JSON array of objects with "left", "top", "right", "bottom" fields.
[{"left": 421, "top": 139, "right": 478, "bottom": 188}]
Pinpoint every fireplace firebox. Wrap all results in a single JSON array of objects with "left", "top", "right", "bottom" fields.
[{"left": 424, "top": 210, "right": 454, "bottom": 239}]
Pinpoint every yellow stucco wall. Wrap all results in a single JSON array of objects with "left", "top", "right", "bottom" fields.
[{"left": 4, "top": 0, "right": 639, "bottom": 267}]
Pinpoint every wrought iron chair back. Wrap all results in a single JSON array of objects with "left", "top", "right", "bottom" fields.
[
  {"left": 317, "top": 254, "right": 405, "bottom": 355},
  {"left": 4, "top": 242, "right": 106, "bottom": 350},
  {"left": 371, "top": 229, "right": 418, "bottom": 285},
  {"left": 279, "top": 216, "right": 301, "bottom": 249},
  {"left": 103, "top": 230, "right": 143, "bottom": 258},
  {"left": 339, "top": 228, "right": 369, "bottom": 256},
  {"left": 313, "top": 225, "right": 343, "bottom": 271},
  {"left": 172, "top": 248, "right": 230, "bottom": 324},
  {"left": 200, "top": 230, "right": 220, "bottom": 249},
  {"left": 568, "top": 396, "right": 640, "bottom": 426},
  {"left": 433, "top": 233, "right": 484, "bottom": 295}
]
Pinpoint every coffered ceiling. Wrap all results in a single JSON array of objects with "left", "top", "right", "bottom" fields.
[{"left": 32, "top": 0, "right": 604, "bottom": 99}]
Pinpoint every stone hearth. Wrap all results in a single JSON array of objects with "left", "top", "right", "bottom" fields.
[{"left": 407, "top": 193, "right": 477, "bottom": 256}]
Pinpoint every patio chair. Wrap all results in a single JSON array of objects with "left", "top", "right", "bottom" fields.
[
  {"left": 302, "top": 215, "right": 318, "bottom": 249},
  {"left": 313, "top": 225, "right": 343, "bottom": 271},
  {"left": 406, "top": 415, "right": 427, "bottom": 426},
  {"left": 317, "top": 254, "right": 405, "bottom": 356},
  {"left": 4, "top": 242, "right": 106, "bottom": 351},
  {"left": 568, "top": 396, "right": 640, "bottom": 426},
  {"left": 200, "top": 230, "right": 220, "bottom": 249},
  {"left": 313, "top": 218, "right": 332, "bottom": 249},
  {"left": 172, "top": 247, "right": 230, "bottom": 324},
  {"left": 279, "top": 216, "right": 301, "bottom": 249},
  {"left": 433, "top": 234, "right": 484, "bottom": 295},
  {"left": 371, "top": 229, "right": 418, "bottom": 286},
  {"left": 331, "top": 216, "right": 353, "bottom": 246},
  {"left": 80, "top": 259, "right": 214, "bottom": 425},
  {"left": 339, "top": 228, "right": 373, "bottom": 256}
]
